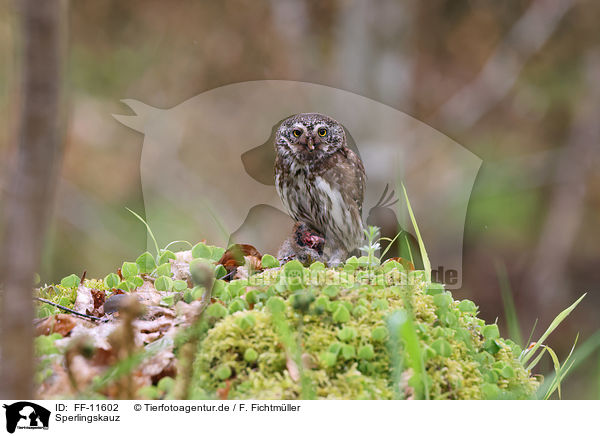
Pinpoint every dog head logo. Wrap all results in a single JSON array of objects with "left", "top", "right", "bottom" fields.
[{"left": 3, "top": 402, "right": 50, "bottom": 433}]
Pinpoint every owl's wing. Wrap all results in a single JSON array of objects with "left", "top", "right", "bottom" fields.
[
  {"left": 346, "top": 148, "right": 366, "bottom": 215},
  {"left": 327, "top": 148, "right": 366, "bottom": 216}
]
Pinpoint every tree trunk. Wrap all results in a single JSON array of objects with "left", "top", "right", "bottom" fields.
[{"left": 0, "top": 0, "right": 66, "bottom": 399}]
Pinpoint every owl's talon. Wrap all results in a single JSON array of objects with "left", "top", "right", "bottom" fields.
[{"left": 278, "top": 256, "right": 294, "bottom": 265}]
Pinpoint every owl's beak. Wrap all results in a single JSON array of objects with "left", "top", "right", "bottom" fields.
[{"left": 306, "top": 136, "right": 315, "bottom": 151}]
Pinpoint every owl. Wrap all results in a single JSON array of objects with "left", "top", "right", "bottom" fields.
[{"left": 274, "top": 113, "right": 366, "bottom": 266}]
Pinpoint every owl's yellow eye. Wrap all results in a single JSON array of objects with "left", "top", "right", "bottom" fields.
[
  {"left": 292, "top": 129, "right": 302, "bottom": 138},
  {"left": 318, "top": 128, "right": 328, "bottom": 137}
]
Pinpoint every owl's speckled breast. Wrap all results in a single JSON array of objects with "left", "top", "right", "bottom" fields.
[{"left": 276, "top": 160, "right": 363, "bottom": 255}]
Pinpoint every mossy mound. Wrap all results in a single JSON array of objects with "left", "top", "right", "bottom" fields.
[{"left": 192, "top": 259, "right": 539, "bottom": 399}]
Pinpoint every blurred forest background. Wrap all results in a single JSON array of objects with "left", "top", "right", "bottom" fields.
[{"left": 1, "top": 0, "right": 599, "bottom": 398}]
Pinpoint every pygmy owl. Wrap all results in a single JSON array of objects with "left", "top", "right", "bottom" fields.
[{"left": 274, "top": 113, "right": 366, "bottom": 265}]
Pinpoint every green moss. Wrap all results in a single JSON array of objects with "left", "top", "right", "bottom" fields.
[
  {"left": 35, "top": 278, "right": 112, "bottom": 319},
  {"left": 192, "top": 261, "right": 539, "bottom": 399},
  {"left": 40, "top": 241, "right": 540, "bottom": 400},
  {"left": 34, "top": 333, "right": 63, "bottom": 384},
  {"left": 36, "top": 284, "right": 79, "bottom": 316}
]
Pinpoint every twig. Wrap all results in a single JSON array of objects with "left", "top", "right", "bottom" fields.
[
  {"left": 34, "top": 297, "right": 104, "bottom": 322},
  {"left": 220, "top": 269, "right": 236, "bottom": 281}
]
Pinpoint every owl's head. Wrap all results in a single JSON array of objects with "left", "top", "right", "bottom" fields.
[{"left": 275, "top": 113, "right": 346, "bottom": 163}]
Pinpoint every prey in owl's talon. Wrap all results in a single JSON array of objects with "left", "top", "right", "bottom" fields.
[{"left": 278, "top": 222, "right": 326, "bottom": 266}]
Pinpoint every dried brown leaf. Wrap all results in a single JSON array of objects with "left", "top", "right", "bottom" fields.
[
  {"left": 35, "top": 313, "right": 81, "bottom": 336},
  {"left": 133, "top": 280, "right": 163, "bottom": 306},
  {"left": 218, "top": 244, "right": 262, "bottom": 274},
  {"left": 216, "top": 379, "right": 232, "bottom": 400},
  {"left": 37, "top": 361, "right": 74, "bottom": 398},
  {"left": 170, "top": 250, "right": 193, "bottom": 282},
  {"left": 133, "top": 318, "right": 175, "bottom": 345},
  {"left": 301, "top": 353, "right": 317, "bottom": 370},
  {"left": 140, "top": 349, "right": 176, "bottom": 379},
  {"left": 56, "top": 322, "right": 118, "bottom": 355},
  {"left": 70, "top": 354, "right": 103, "bottom": 387},
  {"left": 286, "top": 353, "right": 300, "bottom": 382},
  {"left": 73, "top": 284, "right": 94, "bottom": 314},
  {"left": 386, "top": 257, "right": 415, "bottom": 271},
  {"left": 142, "top": 305, "right": 176, "bottom": 321},
  {"left": 88, "top": 289, "right": 105, "bottom": 317}
]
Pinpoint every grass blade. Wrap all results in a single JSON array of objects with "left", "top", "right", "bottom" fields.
[
  {"left": 494, "top": 260, "right": 523, "bottom": 346},
  {"left": 526, "top": 347, "right": 548, "bottom": 372},
  {"left": 163, "top": 240, "right": 193, "bottom": 251},
  {"left": 538, "top": 331, "right": 597, "bottom": 399},
  {"left": 544, "top": 334, "right": 578, "bottom": 400},
  {"left": 542, "top": 345, "right": 562, "bottom": 399},
  {"left": 398, "top": 231, "right": 415, "bottom": 266},
  {"left": 380, "top": 231, "right": 402, "bottom": 259},
  {"left": 525, "top": 318, "right": 539, "bottom": 350},
  {"left": 521, "top": 293, "right": 586, "bottom": 366},
  {"left": 400, "top": 183, "right": 431, "bottom": 281},
  {"left": 270, "top": 309, "right": 315, "bottom": 400},
  {"left": 386, "top": 317, "right": 406, "bottom": 399},
  {"left": 544, "top": 359, "right": 576, "bottom": 400},
  {"left": 388, "top": 309, "right": 429, "bottom": 400},
  {"left": 126, "top": 207, "right": 160, "bottom": 258}
]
